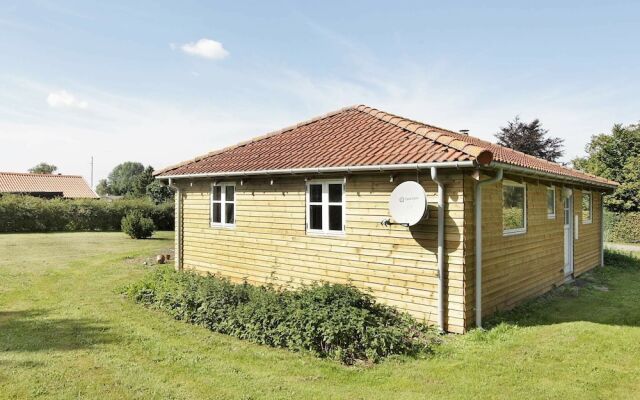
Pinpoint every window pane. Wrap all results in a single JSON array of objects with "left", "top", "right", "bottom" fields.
[
  {"left": 212, "top": 203, "right": 221, "bottom": 223},
  {"left": 329, "top": 205, "right": 343, "bottom": 231},
  {"left": 547, "top": 189, "right": 555, "bottom": 215},
  {"left": 564, "top": 198, "right": 570, "bottom": 225},
  {"left": 329, "top": 184, "right": 342, "bottom": 203},
  {"left": 582, "top": 193, "right": 591, "bottom": 221},
  {"left": 212, "top": 185, "right": 222, "bottom": 201},
  {"left": 503, "top": 185, "right": 525, "bottom": 231},
  {"left": 225, "top": 203, "right": 235, "bottom": 224},
  {"left": 310, "top": 184, "right": 322, "bottom": 202},
  {"left": 225, "top": 185, "right": 235, "bottom": 201},
  {"left": 310, "top": 204, "right": 322, "bottom": 230}
]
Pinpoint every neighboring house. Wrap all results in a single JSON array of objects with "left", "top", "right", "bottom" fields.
[
  {"left": 155, "top": 105, "right": 617, "bottom": 333},
  {"left": 0, "top": 172, "right": 98, "bottom": 199}
]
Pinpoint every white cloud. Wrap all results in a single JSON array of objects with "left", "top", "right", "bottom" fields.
[
  {"left": 178, "top": 38, "right": 229, "bottom": 60},
  {"left": 46, "top": 90, "right": 88, "bottom": 109}
]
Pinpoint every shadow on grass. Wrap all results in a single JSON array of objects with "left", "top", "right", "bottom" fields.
[
  {"left": 483, "top": 250, "right": 640, "bottom": 330},
  {"left": 0, "top": 309, "right": 118, "bottom": 352}
]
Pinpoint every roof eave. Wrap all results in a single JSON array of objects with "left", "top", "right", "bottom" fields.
[
  {"left": 489, "top": 162, "right": 618, "bottom": 191},
  {"left": 155, "top": 160, "right": 479, "bottom": 180}
]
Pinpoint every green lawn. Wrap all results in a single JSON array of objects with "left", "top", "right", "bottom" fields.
[{"left": 1, "top": 232, "right": 640, "bottom": 399}]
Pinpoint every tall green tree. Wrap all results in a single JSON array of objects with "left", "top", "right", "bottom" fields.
[
  {"left": 98, "top": 162, "right": 153, "bottom": 197},
  {"left": 573, "top": 123, "right": 640, "bottom": 211},
  {"left": 495, "top": 117, "right": 564, "bottom": 162},
  {"left": 28, "top": 162, "right": 58, "bottom": 174}
]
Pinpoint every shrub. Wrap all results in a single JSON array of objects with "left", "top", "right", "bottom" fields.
[
  {"left": 607, "top": 212, "right": 640, "bottom": 243},
  {"left": 121, "top": 210, "right": 155, "bottom": 239},
  {"left": 0, "top": 194, "right": 173, "bottom": 232},
  {"left": 123, "top": 266, "right": 437, "bottom": 364}
]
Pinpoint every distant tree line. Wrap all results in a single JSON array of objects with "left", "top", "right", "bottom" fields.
[{"left": 96, "top": 162, "right": 174, "bottom": 204}]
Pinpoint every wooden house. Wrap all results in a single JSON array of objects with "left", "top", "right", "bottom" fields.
[{"left": 155, "top": 105, "right": 617, "bottom": 333}]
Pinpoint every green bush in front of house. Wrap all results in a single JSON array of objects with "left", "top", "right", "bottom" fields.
[
  {"left": 121, "top": 210, "right": 155, "bottom": 239},
  {"left": 0, "top": 194, "right": 174, "bottom": 232},
  {"left": 606, "top": 212, "right": 640, "bottom": 243},
  {"left": 123, "top": 266, "right": 437, "bottom": 364}
]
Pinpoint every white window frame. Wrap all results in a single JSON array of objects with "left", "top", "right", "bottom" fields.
[
  {"left": 210, "top": 182, "right": 236, "bottom": 228},
  {"left": 582, "top": 190, "right": 593, "bottom": 224},
  {"left": 547, "top": 185, "right": 556, "bottom": 219},
  {"left": 305, "top": 179, "right": 346, "bottom": 236},
  {"left": 502, "top": 180, "right": 527, "bottom": 236}
]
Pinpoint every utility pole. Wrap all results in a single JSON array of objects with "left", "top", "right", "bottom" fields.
[{"left": 90, "top": 156, "right": 94, "bottom": 188}]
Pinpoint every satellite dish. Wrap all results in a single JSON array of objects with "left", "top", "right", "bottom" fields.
[{"left": 389, "top": 181, "right": 428, "bottom": 226}]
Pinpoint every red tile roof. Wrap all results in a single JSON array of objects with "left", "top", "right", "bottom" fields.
[
  {"left": 157, "top": 105, "right": 617, "bottom": 188},
  {"left": 0, "top": 172, "right": 98, "bottom": 198}
]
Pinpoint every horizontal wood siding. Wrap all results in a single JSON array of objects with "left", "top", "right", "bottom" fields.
[
  {"left": 177, "top": 172, "right": 467, "bottom": 333},
  {"left": 574, "top": 190, "right": 602, "bottom": 275},
  {"left": 464, "top": 172, "right": 604, "bottom": 327}
]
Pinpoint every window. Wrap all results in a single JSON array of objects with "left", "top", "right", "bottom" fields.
[
  {"left": 211, "top": 183, "right": 235, "bottom": 227},
  {"left": 503, "top": 181, "right": 526, "bottom": 235},
  {"left": 306, "top": 180, "right": 345, "bottom": 235},
  {"left": 547, "top": 186, "right": 556, "bottom": 219},
  {"left": 582, "top": 191, "right": 592, "bottom": 224}
]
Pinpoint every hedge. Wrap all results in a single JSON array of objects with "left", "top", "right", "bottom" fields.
[
  {"left": 123, "top": 266, "right": 438, "bottom": 364},
  {"left": 606, "top": 211, "right": 640, "bottom": 243},
  {"left": 0, "top": 194, "right": 174, "bottom": 232}
]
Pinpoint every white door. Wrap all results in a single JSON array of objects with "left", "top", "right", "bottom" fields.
[{"left": 563, "top": 190, "right": 574, "bottom": 277}]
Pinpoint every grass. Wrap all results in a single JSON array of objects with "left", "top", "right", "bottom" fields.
[{"left": 1, "top": 233, "right": 640, "bottom": 399}]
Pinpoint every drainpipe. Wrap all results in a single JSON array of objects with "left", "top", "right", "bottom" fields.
[
  {"left": 600, "top": 192, "right": 605, "bottom": 267},
  {"left": 168, "top": 178, "right": 183, "bottom": 271},
  {"left": 475, "top": 168, "right": 503, "bottom": 328},
  {"left": 430, "top": 167, "right": 446, "bottom": 332}
]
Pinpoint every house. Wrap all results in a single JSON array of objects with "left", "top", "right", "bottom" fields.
[
  {"left": 155, "top": 105, "right": 617, "bottom": 333},
  {"left": 0, "top": 172, "right": 98, "bottom": 199}
]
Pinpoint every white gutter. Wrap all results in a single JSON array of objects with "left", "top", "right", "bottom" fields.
[
  {"left": 475, "top": 168, "right": 503, "bottom": 328},
  {"left": 430, "top": 167, "right": 446, "bottom": 332},
  {"left": 156, "top": 161, "right": 478, "bottom": 180},
  {"left": 489, "top": 162, "right": 616, "bottom": 191}
]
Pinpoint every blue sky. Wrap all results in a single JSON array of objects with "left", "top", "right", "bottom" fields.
[{"left": 1, "top": 1, "right": 638, "bottom": 185}]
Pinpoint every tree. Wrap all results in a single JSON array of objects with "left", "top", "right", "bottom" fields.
[
  {"left": 131, "top": 166, "right": 155, "bottom": 197},
  {"left": 95, "top": 179, "right": 111, "bottom": 196},
  {"left": 146, "top": 180, "right": 175, "bottom": 204},
  {"left": 97, "top": 162, "right": 169, "bottom": 201},
  {"left": 29, "top": 162, "right": 58, "bottom": 174},
  {"left": 102, "top": 162, "right": 146, "bottom": 196},
  {"left": 495, "top": 117, "right": 564, "bottom": 162},
  {"left": 573, "top": 123, "right": 640, "bottom": 211}
]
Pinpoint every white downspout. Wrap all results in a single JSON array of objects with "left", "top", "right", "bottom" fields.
[
  {"left": 430, "top": 167, "right": 446, "bottom": 332},
  {"left": 600, "top": 192, "right": 605, "bottom": 267},
  {"left": 168, "top": 178, "right": 183, "bottom": 271},
  {"left": 475, "top": 168, "right": 503, "bottom": 328}
]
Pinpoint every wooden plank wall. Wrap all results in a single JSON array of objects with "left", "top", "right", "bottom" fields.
[
  {"left": 574, "top": 190, "right": 602, "bottom": 274},
  {"left": 463, "top": 172, "right": 603, "bottom": 329},
  {"left": 176, "top": 172, "right": 468, "bottom": 333}
]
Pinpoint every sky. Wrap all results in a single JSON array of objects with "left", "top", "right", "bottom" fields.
[{"left": 1, "top": 0, "right": 639, "bottom": 187}]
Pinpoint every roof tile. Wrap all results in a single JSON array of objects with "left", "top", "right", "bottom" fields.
[
  {"left": 0, "top": 172, "right": 98, "bottom": 198},
  {"left": 156, "top": 105, "right": 617, "bottom": 187}
]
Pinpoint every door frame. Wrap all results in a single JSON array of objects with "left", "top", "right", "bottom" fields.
[{"left": 563, "top": 188, "right": 574, "bottom": 278}]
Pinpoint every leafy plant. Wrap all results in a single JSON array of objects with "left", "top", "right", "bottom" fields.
[
  {"left": 121, "top": 210, "right": 155, "bottom": 239},
  {"left": 123, "top": 266, "right": 437, "bottom": 364},
  {"left": 607, "top": 212, "right": 640, "bottom": 243},
  {"left": 0, "top": 195, "right": 174, "bottom": 232}
]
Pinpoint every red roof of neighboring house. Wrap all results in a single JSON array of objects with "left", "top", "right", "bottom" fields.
[
  {"left": 156, "top": 105, "right": 617, "bottom": 188},
  {"left": 0, "top": 172, "right": 98, "bottom": 198}
]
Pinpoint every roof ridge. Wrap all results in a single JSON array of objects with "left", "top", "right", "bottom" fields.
[
  {"left": 0, "top": 171, "right": 83, "bottom": 178},
  {"left": 353, "top": 105, "right": 494, "bottom": 165},
  {"left": 155, "top": 105, "right": 360, "bottom": 176}
]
